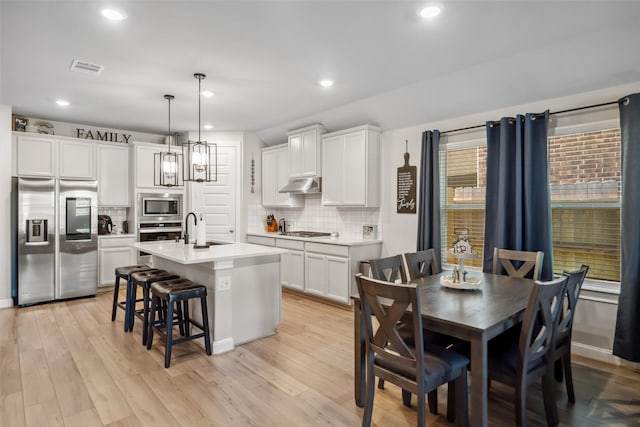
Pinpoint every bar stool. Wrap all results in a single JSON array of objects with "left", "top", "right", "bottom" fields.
[
  {"left": 111, "top": 264, "right": 153, "bottom": 332},
  {"left": 147, "top": 278, "right": 212, "bottom": 368},
  {"left": 129, "top": 269, "right": 180, "bottom": 345}
]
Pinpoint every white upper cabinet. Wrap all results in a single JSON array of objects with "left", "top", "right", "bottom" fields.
[
  {"left": 134, "top": 141, "right": 164, "bottom": 189},
  {"left": 262, "top": 144, "right": 303, "bottom": 208},
  {"left": 15, "top": 134, "right": 97, "bottom": 180},
  {"left": 59, "top": 139, "right": 96, "bottom": 180},
  {"left": 97, "top": 143, "right": 130, "bottom": 206},
  {"left": 321, "top": 125, "right": 381, "bottom": 207},
  {"left": 16, "top": 135, "right": 57, "bottom": 177},
  {"left": 287, "top": 124, "right": 326, "bottom": 178}
]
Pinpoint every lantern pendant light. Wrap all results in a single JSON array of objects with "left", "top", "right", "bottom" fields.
[
  {"left": 154, "top": 94, "right": 183, "bottom": 187},
  {"left": 183, "top": 73, "right": 217, "bottom": 183}
]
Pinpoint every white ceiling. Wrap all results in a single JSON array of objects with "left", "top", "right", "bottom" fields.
[{"left": 2, "top": 1, "right": 640, "bottom": 145}]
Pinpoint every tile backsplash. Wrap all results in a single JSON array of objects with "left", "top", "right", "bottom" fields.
[
  {"left": 98, "top": 207, "right": 129, "bottom": 233},
  {"left": 249, "top": 194, "right": 382, "bottom": 240}
]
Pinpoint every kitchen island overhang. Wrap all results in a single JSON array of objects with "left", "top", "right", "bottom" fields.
[{"left": 131, "top": 241, "right": 287, "bottom": 355}]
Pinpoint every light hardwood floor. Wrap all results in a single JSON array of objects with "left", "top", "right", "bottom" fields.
[{"left": 1, "top": 289, "right": 639, "bottom": 426}]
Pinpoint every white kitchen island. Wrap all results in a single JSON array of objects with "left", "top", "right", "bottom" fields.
[{"left": 131, "top": 240, "right": 286, "bottom": 354}]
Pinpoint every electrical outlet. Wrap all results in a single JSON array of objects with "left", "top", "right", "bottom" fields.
[{"left": 216, "top": 277, "right": 231, "bottom": 291}]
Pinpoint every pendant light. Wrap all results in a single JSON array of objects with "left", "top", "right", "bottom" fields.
[
  {"left": 154, "top": 94, "right": 183, "bottom": 187},
  {"left": 183, "top": 73, "right": 217, "bottom": 183}
]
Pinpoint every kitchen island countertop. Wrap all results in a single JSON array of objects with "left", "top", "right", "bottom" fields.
[{"left": 130, "top": 240, "right": 286, "bottom": 264}]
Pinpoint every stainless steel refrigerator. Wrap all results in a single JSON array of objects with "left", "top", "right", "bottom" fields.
[{"left": 11, "top": 177, "right": 98, "bottom": 306}]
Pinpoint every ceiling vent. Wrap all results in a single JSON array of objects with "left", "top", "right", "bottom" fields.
[{"left": 70, "top": 59, "right": 104, "bottom": 75}]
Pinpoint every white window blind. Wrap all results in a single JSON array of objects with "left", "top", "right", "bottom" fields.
[
  {"left": 440, "top": 145, "right": 486, "bottom": 268},
  {"left": 548, "top": 128, "right": 621, "bottom": 282}
]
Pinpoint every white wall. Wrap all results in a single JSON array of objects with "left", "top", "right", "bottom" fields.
[
  {"left": 0, "top": 104, "right": 12, "bottom": 307},
  {"left": 241, "top": 132, "right": 265, "bottom": 241},
  {"left": 380, "top": 82, "right": 640, "bottom": 369}
]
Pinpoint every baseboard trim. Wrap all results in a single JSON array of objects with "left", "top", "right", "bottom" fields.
[
  {"left": 573, "top": 342, "right": 640, "bottom": 371},
  {"left": 572, "top": 342, "right": 614, "bottom": 363},
  {"left": 282, "top": 287, "right": 352, "bottom": 311},
  {"left": 0, "top": 299, "right": 14, "bottom": 309},
  {"left": 213, "top": 337, "right": 234, "bottom": 355}
]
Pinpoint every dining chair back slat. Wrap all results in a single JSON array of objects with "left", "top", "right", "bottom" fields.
[
  {"left": 520, "top": 276, "right": 567, "bottom": 369},
  {"left": 552, "top": 264, "right": 589, "bottom": 404},
  {"left": 404, "top": 249, "right": 440, "bottom": 280},
  {"left": 493, "top": 248, "right": 544, "bottom": 281},
  {"left": 359, "top": 276, "right": 419, "bottom": 368},
  {"left": 556, "top": 265, "right": 589, "bottom": 347},
  {"left": 369, "top": 255, "right": 407, "bottom": 283}
]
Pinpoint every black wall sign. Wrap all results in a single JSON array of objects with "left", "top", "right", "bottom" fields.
[
  {"left": 397, "top": 141, "right": 416, "bottom": 214},
  {"left": 76, "top": 128, "right": 131, "bottom": 143}
]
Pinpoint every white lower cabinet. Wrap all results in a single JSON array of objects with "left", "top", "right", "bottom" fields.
[
  {"left": 247, "top": 233, "right": 381, "bottom": 305},
  {"left": 305, "top": 252, "right": 328, "bottom": 296},
  {"left": 305, "top": 242, "right": 351, "bottom": 304},
  {"left": 277, "top": 239, "right": 305, "bottom": 291},
  {"left": 98, "top": 236, "right": 137, "bottom": 286},
  {"left": 326, "top": 255, "right": 350, "bottom": 303},
  {"left": 305, "top": 252, "right": 350, "bottom": 303},
  {"left": 281, "top": 249, "right": 305, "bottom": 291}
]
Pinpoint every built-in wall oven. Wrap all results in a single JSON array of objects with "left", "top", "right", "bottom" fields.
[
  {"left": 137, "top": 193, "right": 183, "bottom": 261},
  {"left": 137, "top": 222, "right": 183, "bottom": 261}
]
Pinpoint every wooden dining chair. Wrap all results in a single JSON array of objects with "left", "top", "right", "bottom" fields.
[
  {"left": 403, "top": 248, "right": 454, "bottom": 417},
  {"left": 493, "top": 248, "right": 544, "bottom": 281},
  {"left": 369, "top": 255, "right": 407, "bottom": 283},
  {"left": 404, "top": 249, "right": 440, "bottom": 280},
  {"left": 369, "top": 255, "right": 414, "bottom": 401},
  {"left": 355, "top": 274, "right": 469, "bottom": 427},
  {"left": 552, "top": 264, "right": 589, "bottom": 405},
  {"left": 486, "top": 275, "right": 568, "bottom": 427}
]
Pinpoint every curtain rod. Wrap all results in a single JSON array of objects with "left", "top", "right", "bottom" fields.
[{"left": 439, "top": 100, "right": 620, "bottom": 135}]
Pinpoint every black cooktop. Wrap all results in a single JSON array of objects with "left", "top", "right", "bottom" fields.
[{"left": 280, "top": 231, "right": 331, "bottom": 238}]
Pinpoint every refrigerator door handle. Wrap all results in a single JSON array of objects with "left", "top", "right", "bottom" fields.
[{"left": 25, "top": 241, "right": 51, "bottom": 246}]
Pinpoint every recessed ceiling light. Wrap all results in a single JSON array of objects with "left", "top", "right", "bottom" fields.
[
  {"left": 101, "top": 8, "right": 127, "bottom": 21},
  {"left": 203, "top": 124, "right": 214, "bottom": 130},
  {"left": 419, "top": 5, "right": 441, "bottom": 19},
  {"left": 319, "top": 79, "right": 334, "bottom": 88},
  {"left": 56, "top": 99, "right": 70, "bottom": 107},
  {"left": 201, "top": 90, "right": 214, "bottom": 98}
]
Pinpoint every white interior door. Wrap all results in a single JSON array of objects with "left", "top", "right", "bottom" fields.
[{"left": 188, "top": 144, "right": 238, "bottom": 242}]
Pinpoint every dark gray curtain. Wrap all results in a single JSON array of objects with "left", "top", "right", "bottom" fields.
[
  {"left": 482, "top": 111, "right": 554, "bottom": 280},
  {"left": 417, "top": 130, "right": 441, "bottom": 269},
  {"left": 614, "top": 93, "right": 640, "bottom": 362}
]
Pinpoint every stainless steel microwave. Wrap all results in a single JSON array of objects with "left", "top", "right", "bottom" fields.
[{"left": 138, "top": 193, "right": 183, "bottom": 222}]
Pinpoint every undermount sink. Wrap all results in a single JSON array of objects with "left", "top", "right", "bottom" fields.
[{"left": 192, "top": 241, "right": 229, "bottom": 248}]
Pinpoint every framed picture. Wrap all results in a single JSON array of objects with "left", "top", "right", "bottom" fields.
[
  {"left": 12, "top": 115, "right": 28, "bottom": 132},
  {"left": 362, "top": 225, "right": 378, "bottom": 240}
]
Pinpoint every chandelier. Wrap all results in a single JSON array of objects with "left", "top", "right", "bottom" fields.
[
  {"left": 154, "top": 94, "right": 183, "bottom": 187},
  {"left": 183, "top": 73, "right": 217, "bottom": 182}
]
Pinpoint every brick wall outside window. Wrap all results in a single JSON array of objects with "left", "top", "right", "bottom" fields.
[{"left": 549, "top": 129, "right": 621, "bottom": 282}]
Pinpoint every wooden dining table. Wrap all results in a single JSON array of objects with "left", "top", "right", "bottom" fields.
[{"left": 352, "top": 271, "right": 535, "bottom": 427}]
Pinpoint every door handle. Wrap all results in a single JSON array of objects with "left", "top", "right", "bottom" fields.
[{"left": 229, "top": 229, "right": 234, "bottom": 233}]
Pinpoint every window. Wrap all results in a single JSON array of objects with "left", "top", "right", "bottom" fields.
[
  {"left": 439, "top": 125, "right": 621, "bottom": 285},
  {"left": 441, "top": 143, "right": 486, "bottom": 268},
  {"left": 549, "top": 128, "right": 621, "bottom": 282}
]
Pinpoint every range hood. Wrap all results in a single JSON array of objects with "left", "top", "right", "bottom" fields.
[{"left": 279, "top": 177, "right": 322, "bottom": 194}]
